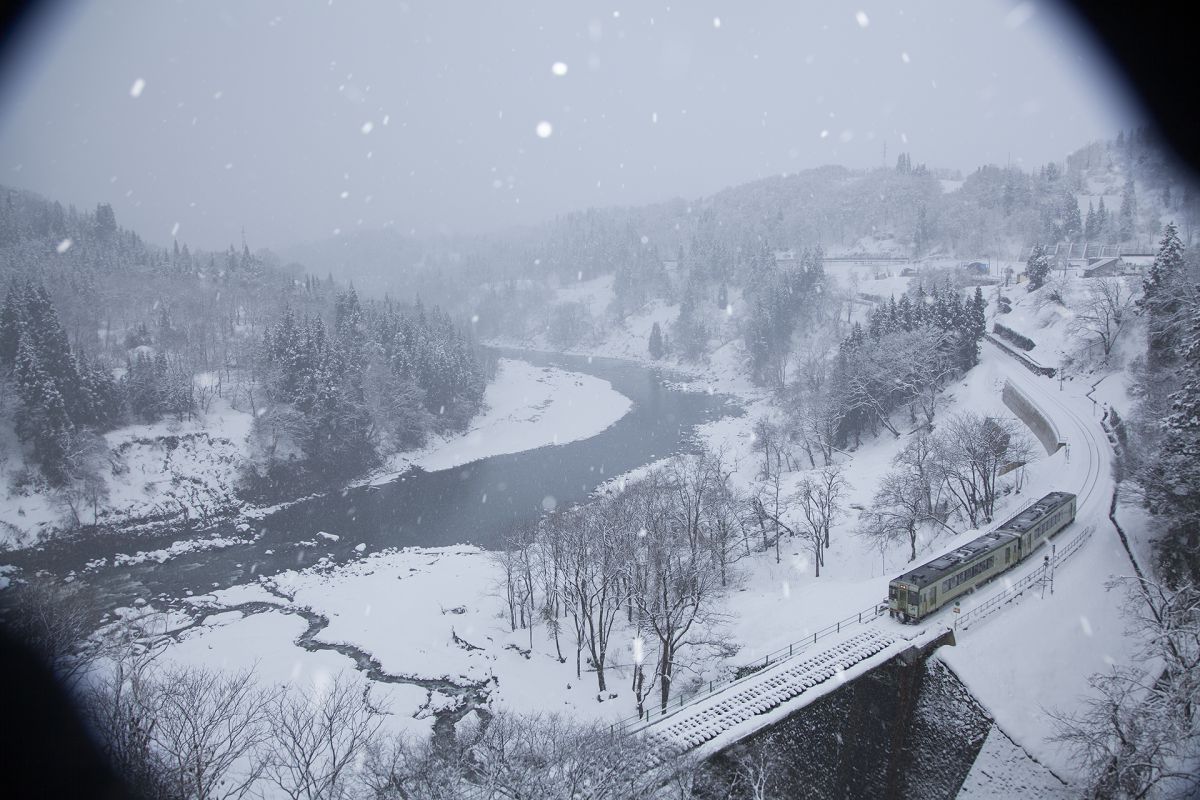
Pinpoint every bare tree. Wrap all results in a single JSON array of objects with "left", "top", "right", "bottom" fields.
[
  {"left": 359, "top": 729, "right": 478, "bottom": 800},
  {"left": 751, "top": 468, "right": 790, "bottom": 564},
  {"left": 705, "top": 476, "right": 749, "bottom": 587},
  {"left": 730, "top": 739, "right": 784, "bottom": 800},
  {"left": 634, "top": 466, "right": 728, "bottom": 712},
  {"left": 463, "top": 711, "right": 698, "bottom": 800},
  {"left": 56, "top": 429, "right": 111, "bottom": 529},
  {"left": 789, "top": 388, "right": 845, "bottom": 468},
  {"left": 560, "top": 496, "right": 630, "bottom": 695},
  {"left": 933, "top": 413, "right": 1030, "bottom": 527},
  {"left": 1051, "top": 578, "right": 1200, "bottom": 799},
  {"left": 860, "top": 435, "right": 955, "bottom": 561},
  {"left": 152, "top": 665, "right": 275, "bottom": 800},
  {"left": 5, "top": 577, "right": 103, "bottom": 686},
  {"left": 263, "top": 673, "right": 387, "bottom": 800},
  {"left": 751, "top": 415, "right": 791, "bottom": 479},
  {"left": 799, "top": 465, "right": 849, "bottom": 550},
  {"left": 81, "top": 640, "right": 181, "bottom": 800},
  {"left": 858, "top": 470, "right": 929, "bottom": 563},
  {"left": 1069, "top": 277, "right": 1138, "bottom": 358}
]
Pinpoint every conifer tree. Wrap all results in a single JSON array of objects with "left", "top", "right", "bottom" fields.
[
  {"left": 1026, "top": 244, "right": 1051, "bottom": 290},
  {"left": 648, "top": 322, "right": 664, "bottom": 360},
  {"left": 14, "top": 336, "right": 74, "bottom": 485},
  {"left": 1061, "top": 191, "right": 1083, "bottom": 241},
  {"left": 1141, "top": 222, "right": 1186, "bottom": 366},
  {"left": 1146, "top": 298, "right": 1200, "bottom": 578},
  {"left": 1119, "top": 180, "right": 1137, "bottom": 241}
]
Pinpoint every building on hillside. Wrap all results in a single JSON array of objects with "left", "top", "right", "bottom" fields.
[{"left": 1082, "top": 256, "right": 1145, "bottom": 278}]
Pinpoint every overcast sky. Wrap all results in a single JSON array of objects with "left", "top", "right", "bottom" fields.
[{"left": 0, "top": 0, "right": 1140, "bottom": 251}]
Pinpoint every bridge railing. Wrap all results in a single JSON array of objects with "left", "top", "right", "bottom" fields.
[
  {"left": 607, "top": 598, "right": 889, "bottom": 736},
  {"left": 954, "top": 525, "right": 1093, "bottom": 631}
]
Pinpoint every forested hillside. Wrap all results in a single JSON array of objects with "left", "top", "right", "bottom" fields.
[{"left": 0, "top": 188, "right": 489, "bottom": 539}]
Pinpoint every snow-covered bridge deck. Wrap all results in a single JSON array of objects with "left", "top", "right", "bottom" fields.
[{"left": 637, "top": 623, "right": 951, "bottom": 763}]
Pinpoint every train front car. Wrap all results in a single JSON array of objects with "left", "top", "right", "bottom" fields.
[{"left": 888, "top": 577, "right": 924, "bottom": 623}]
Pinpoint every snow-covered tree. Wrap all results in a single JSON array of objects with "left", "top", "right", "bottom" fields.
[
  {"left": 1052, "top": 578, "right": 1200, "bottom": 799},
  {"left": 1119, "top": 180, "right": 1137, "bottom": 242},
  {"left": 1061, "top": 191, "right": 1083, "bottom": 241},
  {"left": 1141, "top": 222, "right": 1187, "bottom": 367},
  {"left": 1144, "top": 296, "right": 1200, "bottom": 577},
  {"left": 1026, "top": 243, "right": 1052, "bottom": 291}
]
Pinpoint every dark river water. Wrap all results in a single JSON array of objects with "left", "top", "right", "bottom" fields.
[{"left": 7, "top": 349, "right": 739, "bottom": 613}]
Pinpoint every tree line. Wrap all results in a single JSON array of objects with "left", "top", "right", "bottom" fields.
[
  {"left": 0, "top": 188, "right": 489, "bottom": 509},
  {"left": 251, "top": 290, "right": 488, "bottom": 496},
  {"left": 780, "top": 280, "right": 986, "bottom": 467}
]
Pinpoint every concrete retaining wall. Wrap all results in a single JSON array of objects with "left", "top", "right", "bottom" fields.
[
  {"left": 985, "top": 335, "right": 1056, "bottom": 377},
  {"left": 1002, "top": 381, "right": 1063, "bottom": 456}
]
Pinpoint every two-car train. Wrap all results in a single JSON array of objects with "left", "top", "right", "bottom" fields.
[{"left": 888, "top": 491, "right": 1077, "bottom": 623}]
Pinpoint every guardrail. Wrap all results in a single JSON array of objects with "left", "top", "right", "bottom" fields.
[
  {"left": 608, "top": 599, "right": 889, "bottom": 735},
  {"left": 953, "top": 525, "right": 1094, "bottom": 631}
]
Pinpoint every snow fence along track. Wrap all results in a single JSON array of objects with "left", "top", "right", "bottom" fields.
[{"left": 639, "top": 628, "right": 896, "bottom": 764}]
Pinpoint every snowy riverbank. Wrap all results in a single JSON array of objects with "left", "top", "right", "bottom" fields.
[
  {"left": 368, "top": 357, "right": 632, "bottom": 481},
  {"left": 0, "top": 357, "right": 632, "bottom": 555}
]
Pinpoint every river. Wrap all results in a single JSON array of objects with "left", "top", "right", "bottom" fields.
[{"left": 6, "top": 349, "right": 740, "bottom": 616}]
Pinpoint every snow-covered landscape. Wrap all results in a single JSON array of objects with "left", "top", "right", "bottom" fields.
[{"left": 2, "top": 3, "right": 1198, "bottom": 799}]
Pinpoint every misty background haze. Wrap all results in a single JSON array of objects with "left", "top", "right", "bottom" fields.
[{"left": 0, "top": 0, "right": 1139, "bottom": 252}]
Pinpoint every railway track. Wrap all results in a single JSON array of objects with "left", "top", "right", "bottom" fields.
[{"left": 986, "top": 340, "right": 1106, "bottom": 518}]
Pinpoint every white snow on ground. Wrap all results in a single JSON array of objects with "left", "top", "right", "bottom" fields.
[
  {"left": 0, "top": 395, "right": 254, "bottom": 548},
  {"left": 957, "top": 724, "right": 1073, "bottom": 798},
  {"left": 173, "top": 544, "right": 635, "bottom": 730},
  {"left": 371, "top": 357, "right": 631, "bottom": 479},
  {"left": 160, "top": 609, "right": 437, "bottom": 740}
]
